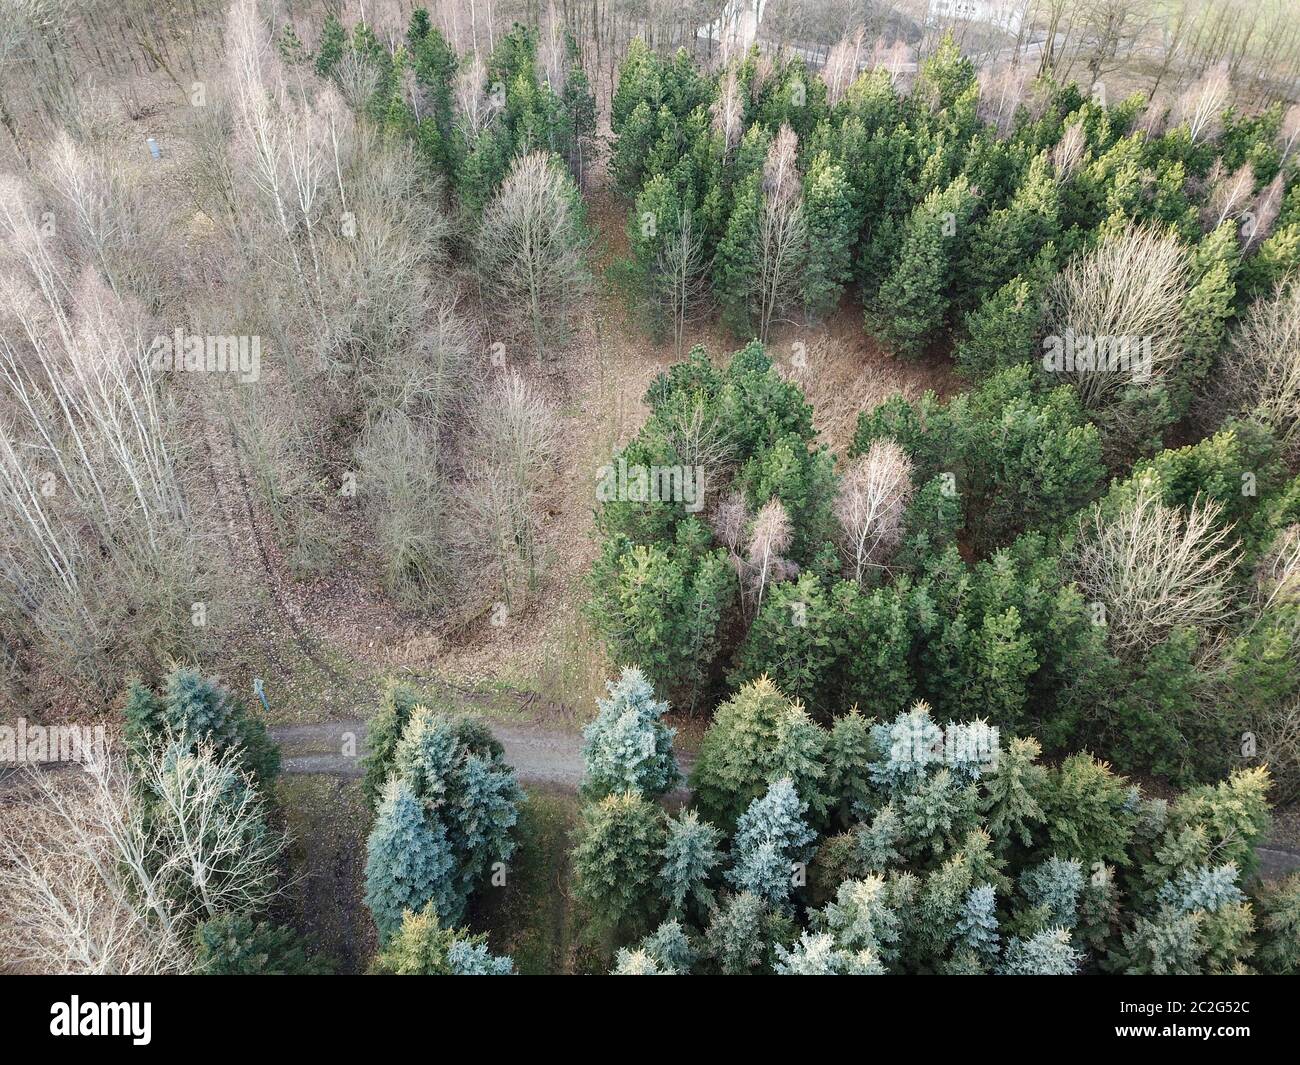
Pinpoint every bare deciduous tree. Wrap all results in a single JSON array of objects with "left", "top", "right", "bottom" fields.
[
  {"left": 1148, "top": 0, "right": 1198, "bottom": 95},
  {"left": 0, "top": 763, "right": 190, "bottom": 975},
  {"left": 1202, "top": 159, "right": 1255, "bottom": 229},
  {"left": 468, "top": 369, "right": 557, "bottom": 488},
  {"left": 355, "top": 410, "right": 455, "bottom": 608},
  {"left": 1052, "top": 119, "right": 1087, "bottom": 179},
  {"left": 333, "top": 49, "right": 382, "bottom": 112},
  {"left": 1219, "top": 280, "right": 1300, "bottom": 454},
  {"left": 820, "top": 27, "right": 865, "bottom": 109},
  {"left": 977, "top": 63, "right": 1029, "bottom": 136},
  {"left": 44, "top": 131, "right": 172, "bottom": 307},
  {"left": 835, "top": 439, "right": 915, "bottom": 584},
  {"left": 655, "top": 208, "right": 712, "bottom": 356},
  {"left": 538, "top": 0, "right": 568, "bottom": 96},
  {"left": 216, "top": 1, "right": 468, "bottom": 605},
  {"left": 138, "top": 739, "right": 287, "bottom": 922},
  {"left": 1045, "top": 224, "right": 1188, "bottom": 414},
  {"left": 711, "top": 489, "right": 751, "bottom": 558},
  {"left": 1076, "top": 0, "right": 1156, "bottom": 89},
  {"left": 1072, "top": 482, "right": 1239, "bottom": 655},
  {"left": 1137, "top": 93, "right": 1170, "bottom": 138},
  {"left": 318, "top": 131, "right": 450, "bottom": 377},
  {"left": 460, "top": 370, "right": 557, "bottom": 613},
  {"left": 475, "top": 150, "right": 587, "bottom": 359},
  {"left": 0, "top": 156, "right": 197, "bottom": 687},
  {"left": 1174, "top": 63, "right": 1231, "bottom": 144},
  {"left": 1245, "top": 171, "right": 1286, "bottom": 250},
  {"left": 711, "top": 67, "right": 744, "bottom": 153},
  {"left": 757, "top": 125, "right": 805, "bottom": 344},
  {"left": 1255, "top": 693, "right": 1300, "bottom": 804},
  {"left": 455, "top": 53, "right": 501, "bottom": 138},
  {"left": 1256, "top": 523, "right": 1300, "bottom": 618},
  {"left": 710, "top": 488, "right": 796, "bottom": 618},
  {"left": 657, "top": 384, "right": 734, "bottom": 476},
  {"left": 361, "top": 294, "right": 476, "bottom": 429},
  {"left": 743, "top": 497, "right": 796, "bottom": 618},
  {"left": 227, "top": 0, "right": 337, "bottom": 346},
  {"left": 873, "top": 38, "right": 911, "bottom": 84},
  {"left": 1279, "top": 103, "right": 1300, "bottom": 166},
  {"left": 0, "top": 738, "right": 285, "bottom": 974}
]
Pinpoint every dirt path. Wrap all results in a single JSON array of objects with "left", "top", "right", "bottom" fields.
[
  {"left": 271, "top": 716, "right": 693, "bottom": 792},
  {"left": 1256, "top": 847, "right": 1300, "bottom": 880}
]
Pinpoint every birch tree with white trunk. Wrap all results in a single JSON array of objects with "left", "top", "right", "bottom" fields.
[
  {"left": 757, "top": 125, "right": 806, "bottom": 344},
  {"left": 835, "top": 439, "right": 915, "bottom": 584}
]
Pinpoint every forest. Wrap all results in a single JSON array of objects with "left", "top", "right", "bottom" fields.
[{"left": 1, "top": 0, "right": 1300, "bottom": 982}]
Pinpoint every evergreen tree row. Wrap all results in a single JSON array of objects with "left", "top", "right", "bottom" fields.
[{"left": 571, "top": 674, "right": 1300, "bottom": 976}]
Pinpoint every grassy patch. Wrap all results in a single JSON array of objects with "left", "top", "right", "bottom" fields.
[
  {"left": 276, "top": 774, "right": 374, "bottom": 974},
  {"left": 227, "top": 628, "right": 374, "bottom": 727},
  {"left": 470, "top": 786, "right": 610, "bottom": 974},
  {"left": 473, "top": 787, "right": 577, "bottom": 974},
  {"left": 494, "top": 608, "right": 608, "bottom": 721},
  {"left": 539, "top": 611, "right": 609, "bottom": 717}
]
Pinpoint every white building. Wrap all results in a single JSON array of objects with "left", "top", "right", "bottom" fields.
[
  {"left": 697, "top": 0, "right": 768, "bottom": 51},
  {"left": 928, "top": 0, "right": 1025, "bottom": 36}
]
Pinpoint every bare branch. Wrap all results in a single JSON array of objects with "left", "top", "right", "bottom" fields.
[
  {"left": 1072, "top": 481, "right": 1239, "bottom": 655},
  {"left": 834, "top": 439, "right": 915, "bottom": 584}
]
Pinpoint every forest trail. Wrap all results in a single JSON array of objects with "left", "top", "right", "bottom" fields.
[
  {"left": 270, "top": 714, "right": 693, "bottom": 791},
  {"left": 273, "top": 718, "right": 585, "bottom": 786}
]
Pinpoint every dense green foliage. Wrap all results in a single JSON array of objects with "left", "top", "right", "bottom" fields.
[
  {"left": 590, "top": 336, "right": 1300, "bottom": 788},
  {"left": 586, "top": 342, "right": 830, "bottom": 711},
  {"left": 123, "top": 666, "right": 280, "bottom": 787},
  {"left": 369, "top": 902, "right": 514, "bottom": 975},
  {"left": 363, "top": 704, "right": 522, "bottom": 939},
  {"left": 362, "top": 680, "right": 440, "bottom": 808},
  {"left": 311, "top": 12, "right": 595, "bottom": 214},
  {"left": 580, "top": 667, "right": 681, "bottom": 800},
  {"left": 691, "top": 675, "right": 831, "bottom": 832},
  {"left": 572, "top": 790, "right": 668, "bottom": 939},
  {"left": 609, "top": 31, "right": 1294, "bottom": 382},
  {"left": 586, "top": 38, "right": 1300, "bottom": 976},
  {"left": 598, "top": 678, "right": 1295, "bottom": 975},
  {"left": 194, "top": 915, "right": 330, "bottom": 975}
]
